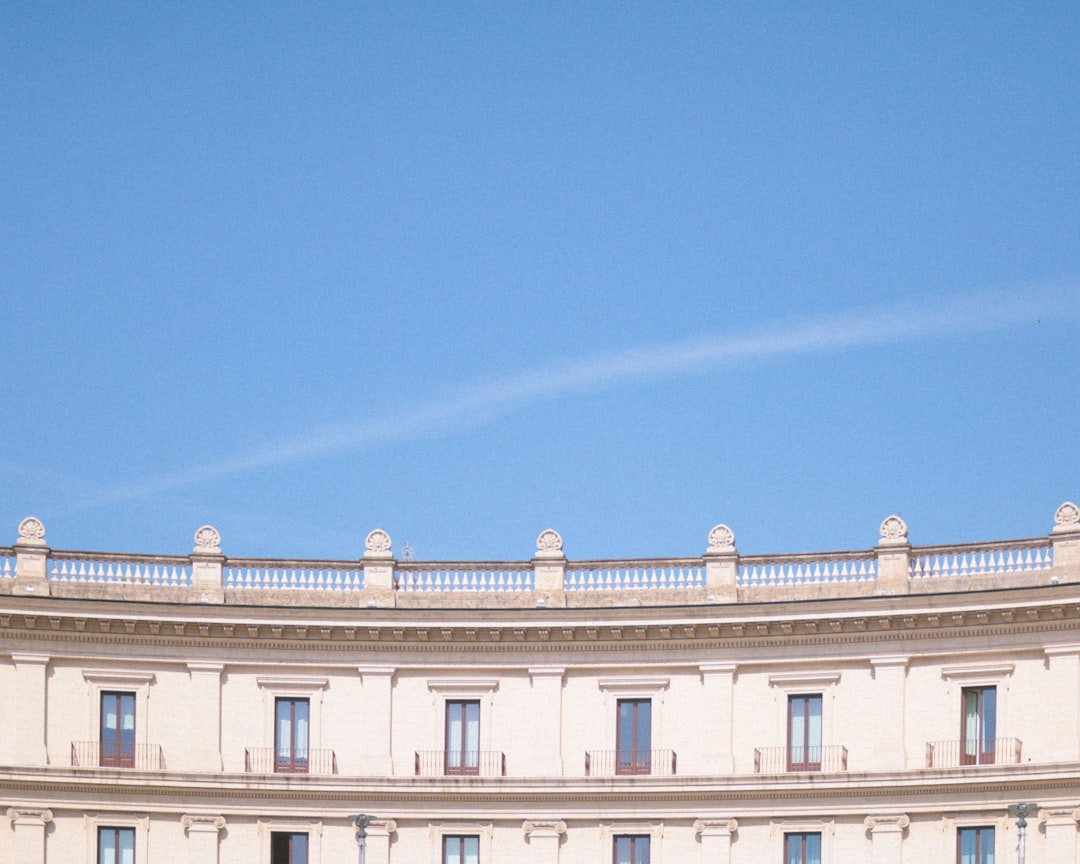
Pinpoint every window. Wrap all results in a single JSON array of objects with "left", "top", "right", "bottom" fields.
[
  {"left": 961, "top": 687, "right": 996, "bottom": 765},
  {"left": 957, "top": 827, "right": 994, "bottom": 864},
  {"left": 275, "top": 698, "right": 310, "bottom": 773},
  {"left": 100, "top": 692, "right": 135, "bottom": 768},
  {"left": 788, "top": 694, "right": 822, "bottom": 771},
  {"left": 785, "top": 832, "right": 821, "bottom": 864},
  {"left": 98, "top": 827, "right": 135, "bottom": 864},
  {"left": 445, "top": 700, "right": 480, "bottom": 775},
  {"left": 614, "top": 835, "right": 650, "bottom": 864},
  {"left": 616, "top": 698, "right": 651, "bottom": 774},
  {"left": 443, "top": 835, "right": 479, "bottom": 864},
  {"left": 270, "top": 832, "right": 308, "bottom": 864}
]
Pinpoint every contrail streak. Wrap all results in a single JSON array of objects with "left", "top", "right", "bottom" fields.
[{"left": 78, "top": 281, "right": 1076, "bottom": 507}]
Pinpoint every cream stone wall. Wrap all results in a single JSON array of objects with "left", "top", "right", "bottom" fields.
[{"left": 3, "top": 509, "right": 1080, "bottom": 862}]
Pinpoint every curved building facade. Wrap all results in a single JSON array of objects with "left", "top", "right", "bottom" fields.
[{"left": 2, "top": 504, "right": 1080, "bottom": 864}]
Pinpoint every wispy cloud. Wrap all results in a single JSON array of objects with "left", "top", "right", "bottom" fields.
[{"left": 78, "top": 282, "right": 1076, "bottom": 507}]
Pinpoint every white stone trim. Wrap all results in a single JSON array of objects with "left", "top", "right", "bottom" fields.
[
  {"left": 770, "top": 818, "right": 834, "bottom": 863},
  {"left": 939, "top": 663, "right": 1014, "bottom": 682},
  {"left": 82, "top": 670, "right": 155, "bottom": 747},
  {"left": 83, "top": 813, "right": 150, "bottom": 864},
  {"left": 597, "top": 677, "right": 669, "bottom": 752},
  {"left": 599, "top": 821, "right": 664, "bottom": 861},
  {"left": 940, "top": 814, "right": 1006, "bottom": 862},
  {"left": 427, "top": 679, "right": 499, "bottom": 753},
  {"left": 256, "top": 676, "right": 327, "bottom": 752},
  {"left": 768, "top": 671, "right": 842, "bottom": 689},
  {"left": 257, "top": 818, "right": 322, "bottom": 864},
  {"left": 428, "top": 821, "right": 493, "bottom": 864}
]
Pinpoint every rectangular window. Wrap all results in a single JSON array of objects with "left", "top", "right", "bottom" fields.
[
  {"left": 270, "top": 832, "right": 308, "bottom": 864},
  {"left": 957, "top": 826, "right": 994, "bottom": 864},
  {"left": 616, "top": 698, "right": 652, "bottom": 774},
  {"left": 788, "top": 694, "right": 823, "bottom": 771},
  {"left": 98, "top": 826, "right": 135, "bottom": 864},
  {"left": 100, "top": 692, "right": 135, "bottom": 768},
  {"left": 784, "top": 832, "right": 822, "bottom": 864},
  {"left": 443, "top": 835, "right": 479, "bottom": 864},
  {"left": 614, "top": 835, "right": 650, "bottom": 864},
  {"left": 445, "top": 700, "right": 480, "bottom": 775},
  {"left": 275, "top": 698, "right": 310, "bottom": 773},
  {"left": 961, "top": 687, "right": 996, "bottom": 765}
]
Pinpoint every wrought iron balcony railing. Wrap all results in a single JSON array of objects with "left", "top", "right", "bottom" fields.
[
  {"left": 243, "top": 747, "right": 338, "bottom": 775},
  {"left": 414, "top": 750, "right": 506, "bottom": 777},
  {"left": 753, "top": 745, "right": 848, "bottom": 773},
  {"left": 925, "top": 738, "right": 1022, "bottom": 768},
  {"left": 71, "top": 741, "right": 165, "bottom": 770},
  {"left": 585, "top": 749, "right": 677, "bottom": 776}
]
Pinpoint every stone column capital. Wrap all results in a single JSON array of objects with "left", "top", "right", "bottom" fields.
[
  {"left": 365, "top": 819, "right": 397, "bottom": 837},
  {"left": 523, "top": 820, "right": 567, "bottom": 839},
  {"left": 182, "top": 814, "right": 226, "bottom": 834},
  {"left": 1040, "top": 807, "right": 1080, "bottom": 826},
  {"left": 694, "top": 818, "right": 738, "bottom": 836},
  {"left": 7, "top": 807, "right": 52, "bottom": 827},
  {"left": 864, "top": 814, "right": 910, "bottom": 833}
]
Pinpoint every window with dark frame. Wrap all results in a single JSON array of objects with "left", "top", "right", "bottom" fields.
[
  {"left": 784, "top": 831, "right": 822, "bottom": 864},
  {"left": 100, "top": 692, "right": 135, "bottom": 768},
  {"left": 614, "top": 834, "right": 650, "bottom": 864},
  {"left": 616, "top": 698, "right": 652, "bottom": 775},
  {"left": 442, "top": 834, "right": 480, "bottom": 864},
  {"left": 98, "top": 826, "right": 135, "bottom": 864},
  {"left": 961, "top": 687, "right": 997, "bottom": 765},
  {"left": 274, "top": 697, "right": 310, "bottom": 773},
  {"left": 445, "top": 699, "right": 480, "bottom": 775},
  {"left": 957, "top": 826, "right": 994, "bottom": 864},
  {"left": 270, "top": 831, "right": 308, "bottom": 864},
  {"left": 787, "top": 694, "right": 823, "bottom": 771}
]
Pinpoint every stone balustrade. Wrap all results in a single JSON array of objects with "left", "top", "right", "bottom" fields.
[{"left": 3, "top": 502, "right": 1079, "bottom": 607}]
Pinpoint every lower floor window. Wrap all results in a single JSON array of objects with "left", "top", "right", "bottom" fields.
[
  {"left": 958, "top": 827, "right": 994, "bottom": 864},
  {"left": 443, "top": 835, "right": 479, "bottom": 864},
  {"left": 271, "top": 832, "right": 308, "bottom": 864},
  {"left": 98, "top": 827, "right": 135, "bottom": 864},
  {"left": 615, "top": 835, "right": 650, "bottom": 864},
  {"left": 785, "top": 832, "right": 821, "bottom": 864}
]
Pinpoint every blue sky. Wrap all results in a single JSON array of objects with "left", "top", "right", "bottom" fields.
[{"left": 1, "top": 3, "right": 1077, "bottom": 561}]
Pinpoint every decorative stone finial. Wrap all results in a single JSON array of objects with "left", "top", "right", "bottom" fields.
[
  {"left": 16, "top": 517, "right": 46, "bottom": 547},
  {"left": 193, "top": 525, "right": 222, "bottom": 554},
  {"left": 1054, "top": 501, "right": 1080, "bottom": 533},
  {"left": 365, "top": 529, "right": 393, "bottom": 557},
  {"left": 535, "top": 529, "right": 564, "bottom": 558},
  {"left": 879, "top": 515, "right": 909, "bottom": 545},
  {"left": 707, "top": 524, "right": 736, "bottom": 553}
]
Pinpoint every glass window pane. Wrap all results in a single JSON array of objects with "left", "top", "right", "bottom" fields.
[
  {"left": 615, "top": 836, "right": 631, "bottom": 864},
  {"left": 99, "top": 829, "right": 116, "bottom": 864},
  {"left": 293, "top": 833, "right": 308, "bottom": 864},
  {"left": 982, "top": 689, "right": 996, "bottom": 744},
  {"left": 636, "top": 703, "right": 651, "bottom": 753},
  {"left": 808, "top": 696, "right": 822, "bottom": 759},
  {"left": 806, "top": 832, "right": 821, "bottom": 864},
  {"left": 790, "top": 699, "right": 806, "bottom": 760},
  {"left": 464, "top": 836, "right": 479, "bottom": 864}
]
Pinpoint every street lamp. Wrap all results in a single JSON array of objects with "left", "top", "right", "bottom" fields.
[
  {"left": 1009, "top": 803, "right": 1036, "bottom": 864},
  {"left": 348, "top": 814, "right": 373, "bottom": 864}
]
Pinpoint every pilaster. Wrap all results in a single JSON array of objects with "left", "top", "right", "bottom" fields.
[
  {"left": 1040, "top": 807, "right": 1080, "bottom": 864},
  {"left": 703, "top": 524, "right": 737, "bottom": 602},
  {"left": 363, "top": 818, "right": 397, "bottom": 864},
  {"left": 694, "top": 818, "right": 737, "bottom": 864},
  {"left": 523, "top": 819, "right": 565, "bottom": 864},
  {"left": 12, "top": 517, "right": 51, "bottom": 596},
  {"left": 868, "top": 657, "right": 909, "bottom": 769},
  {"left": 11, "top": 654, "right": 49, "bottom": 764},
  {"left": 532, "top": 529, "right": 567, "bottom": 607},
  {"left": 864, "top": 814, "right": 908, "bottom": 864},
  {"left": 186, "top": 663, "right": 224, "bottom": 771},
  {"left": 361, "top": 530, "right": 396, "bottom": 607},
  {"left": 357, "top": 665, "right": 395, "bottom": 774},
  {"left": 527, "top": 667, "right": 566, "bottom": 775},
  {"left": 7, "top": 807, "right": 52, "bottom": 864},
  {"left": 1051, "top": 502, "right": 1080, "bottom": 582},
  {"left": 190, "top": 526, "right": 224, "bottom": 603},
  {"left": 1044, "top": 645, "right": 1080, "bottom": 762},
  {"left": 874, "top": 516, "right": 911, "bottom": 595},
  {"left": 698, "top": 663, "right": 737, "bottom": 773},
  {"left": 181, "top": 814, "right": 226, "bottom": 864}
]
